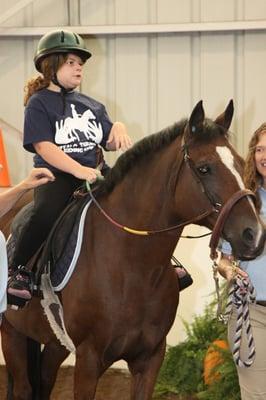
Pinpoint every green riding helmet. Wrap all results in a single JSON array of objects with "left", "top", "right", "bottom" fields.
[{"left": 34, "top": 29, "right": 92, "bottom": 72}]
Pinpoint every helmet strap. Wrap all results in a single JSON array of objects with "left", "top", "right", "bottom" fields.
[
  {"left": 51, "top": 75, "right": 72, "bottom": 115},
  {"left": 51, "top": 55, "right": 74, "bottom": 114},
  {"left": 51, "top": 74, "right": 73, "bottom": 93}
]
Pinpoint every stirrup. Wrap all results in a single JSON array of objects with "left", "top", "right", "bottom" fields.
[{"left": 171, "top": 255, "right": 193, "bottom": 291}]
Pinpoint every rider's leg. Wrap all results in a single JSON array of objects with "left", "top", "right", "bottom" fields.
[{"left": 7, "top": 172, "right": 83, "bottom": 303}]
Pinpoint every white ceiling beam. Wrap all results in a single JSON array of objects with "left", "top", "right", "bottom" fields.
[
  {"left": 0, "top": 20, "right": 266, "bottom": 37},
  {"left": 0, "top": 0, "right": 36, "bottom": 25}
]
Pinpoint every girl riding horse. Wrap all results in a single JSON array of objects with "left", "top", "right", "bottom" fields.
[{"left": 7, "top": 29, "right": 132, "bottom": 305}]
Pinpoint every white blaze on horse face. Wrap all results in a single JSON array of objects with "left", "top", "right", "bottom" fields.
[
  {"left": 216, "top": 146, "right": 263, "bottom": 249},
  {"left": 216, "top": 146, "right": 245, "bottom": 190}
]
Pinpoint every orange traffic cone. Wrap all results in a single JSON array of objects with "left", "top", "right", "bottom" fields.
[{"left": 0, "top": 129, "right": 11, "bottom": 187}]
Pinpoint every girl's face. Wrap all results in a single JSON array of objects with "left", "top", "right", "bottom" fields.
[
  {"left": 255, "top": 131, "right": 266, "bottom": 187},
  {"left": 56, "top": 53, "right": 84, "bottom": 89}
]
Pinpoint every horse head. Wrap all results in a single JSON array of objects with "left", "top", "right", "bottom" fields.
[{"left": 177, "top": 100, "right": 265, "bottom": 260}]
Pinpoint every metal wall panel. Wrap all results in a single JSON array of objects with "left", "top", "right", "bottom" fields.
[
  {"left": 244, "top": 32, "right": 266, "bottom": 145},
  {"left": 245, "top": 0, "right": 266, "bottom": 19},
  {"left": 32, "top": 0, "right": 68, "bottom": 27},
  {"left": 80, "top": 0, "right": 112, "bottom": 25},
  {"left": 2, "top": 0, "right": 28, "bottom": 26},
  {"left": 201, "top": 0, "right": 236, "bottom": 21},
  {"left": 1, "top": 0, "right": 266, "bottom": 354}
]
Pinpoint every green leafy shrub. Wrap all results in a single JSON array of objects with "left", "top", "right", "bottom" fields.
[{"left": 155, "top": 302, "right": 240, "bottom": 399}]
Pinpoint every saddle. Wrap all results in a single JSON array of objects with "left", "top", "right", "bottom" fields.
[
  {"left": 7, "top": 186, "right": 91, "bottom": 289},
  {"left": 35, "top": 188, "right": 90, "bottom": 282}
]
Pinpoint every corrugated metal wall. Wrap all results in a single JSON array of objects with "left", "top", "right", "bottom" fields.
[
  {"left": 1, "top": 0, "right": 266, "bottom": 180},
  {"left": 1, "top": 0, "right": 266, "bottom": 355}
]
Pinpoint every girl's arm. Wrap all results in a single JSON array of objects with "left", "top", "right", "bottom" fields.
[{"left": 33, "top": 142, "right": 102, "bottom": 181}]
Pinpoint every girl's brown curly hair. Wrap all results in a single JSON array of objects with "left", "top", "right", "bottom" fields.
[{"left": 24, "top": 54, "right": 67, "bottom": 106}]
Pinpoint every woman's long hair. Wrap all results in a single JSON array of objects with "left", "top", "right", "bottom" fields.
[
  {"left": 24, "top": 54, "right": 67, "bottom": 105},
  {"left": 243, "top": 123, "right": 266, "bottom": 209}
]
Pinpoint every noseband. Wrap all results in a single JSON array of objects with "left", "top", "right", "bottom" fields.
[{"left": 209, "top": 189, "right": 256, "bottom": 259}]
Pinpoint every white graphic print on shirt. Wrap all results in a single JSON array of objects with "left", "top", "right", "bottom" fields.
[{"left": 55, "top": 104, "right": 103, "bottom": 153}]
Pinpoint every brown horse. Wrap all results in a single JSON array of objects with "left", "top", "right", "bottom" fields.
[{"left": 1, "top": 100, "right": 265, "bottom": 400}]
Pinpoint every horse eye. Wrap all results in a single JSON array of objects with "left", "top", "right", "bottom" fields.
[{"left": 197, "top": 165, "right": 210, "bottom": 174}]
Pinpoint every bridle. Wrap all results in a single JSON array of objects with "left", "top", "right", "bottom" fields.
[
  {"left": 86, "top": 137, "right": 256, "bottom": 257},
  {"left": 180, "top": 143, "right": 256, "bottom": 258}
]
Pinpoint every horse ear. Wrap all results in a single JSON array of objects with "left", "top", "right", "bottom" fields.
[
  {"left": 214, "top": 99, "right": 234, "bottom": 131},
  {"left": 187, "top": 100, "right": 205, "bottom": 136}
]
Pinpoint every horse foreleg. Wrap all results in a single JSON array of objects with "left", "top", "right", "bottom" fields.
[
  {"left": 73, "top": 341, "right": 102, "bottom": 400},
  {"left": 1, "top": 317, "right": 32, "bottom": 400},
  {"left": 39, "top": 341, "right": 69, "bottom": 400},
  {"left": 128, "top": 339, "right": 166, "bottom": 400}
]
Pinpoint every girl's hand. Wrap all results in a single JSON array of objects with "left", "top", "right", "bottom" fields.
[
  {"left": 74, "top": 166, "right": 102, "bottom": 183},
  {"left": 106, "top": 122, "right": 133, "bottom": 151}
]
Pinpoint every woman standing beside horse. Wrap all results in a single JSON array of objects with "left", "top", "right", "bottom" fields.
[
  {"left": 218, "top": 123, "right": 266, "bottom": 400},
  {"left": 7, "top": 29, "right": 133, "bottom": 305}
]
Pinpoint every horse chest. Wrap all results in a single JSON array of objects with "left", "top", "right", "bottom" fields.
[{"left": 103, "top": 326, "right": 167, "bottom": 364}]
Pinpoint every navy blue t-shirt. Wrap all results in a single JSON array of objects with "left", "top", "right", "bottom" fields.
[{"left": 23, "top": 89, "right": 113, "bottom": 171}]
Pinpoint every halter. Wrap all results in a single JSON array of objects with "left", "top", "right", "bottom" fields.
[
  {"left": 51, "top": 55, "right": 75, "bottom": 114},
  {"left": 86, "top": 137, "right": 256, "bottom": 257}
]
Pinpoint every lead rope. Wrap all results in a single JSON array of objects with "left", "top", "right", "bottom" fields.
[{"left": 213, "top": 260, "right": 256, "bottom": 367}]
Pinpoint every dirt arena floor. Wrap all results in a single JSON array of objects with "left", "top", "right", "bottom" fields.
[{"left": 0, "top": 366, "right": 195, "bottom": 399}]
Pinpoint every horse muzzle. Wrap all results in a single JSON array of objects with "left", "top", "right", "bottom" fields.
[{"left": 232, "top": 224, "right": 266, "bottom": 260}]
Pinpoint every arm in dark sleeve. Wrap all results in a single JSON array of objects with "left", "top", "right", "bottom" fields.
[
  {"left": 99, "top": 106, "right": 113, "bottom": 150},
  {"left": 23, "top": 105, "right": 54, "bottom": 153}
]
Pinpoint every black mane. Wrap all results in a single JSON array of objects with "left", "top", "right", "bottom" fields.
[
  {"left": 97, "top": 117, "right": 227, "bottom": 196},
  {"left": 97, "top": 119, "right": 186, "bottom": 195}
]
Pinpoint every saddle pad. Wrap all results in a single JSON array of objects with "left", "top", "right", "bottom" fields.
[
  {"left": 50, "top": 200, "right": 92, "bottom": 291},
  {"left": 6, "top": 200, "right": 92, "bottom": 292}
]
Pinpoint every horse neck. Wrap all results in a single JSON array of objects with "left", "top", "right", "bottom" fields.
[
  {"left": 97, "top": 139, "right": 184, "bottom": 260},
  {"left": 117, "top": 148, "right": 180, "bottom": 218}
]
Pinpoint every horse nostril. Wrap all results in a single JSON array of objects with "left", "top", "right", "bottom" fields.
[{"left": 243, "top": 227, "right": 255, "bottom": 243}]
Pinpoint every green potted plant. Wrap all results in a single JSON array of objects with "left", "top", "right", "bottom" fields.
[{"left": 155, "top": 300, "right": 240, "bottom": 399}]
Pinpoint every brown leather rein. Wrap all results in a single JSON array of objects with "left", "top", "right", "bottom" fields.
[{"left": 86, "top": 144, "right": 255, "bottom": 258}]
